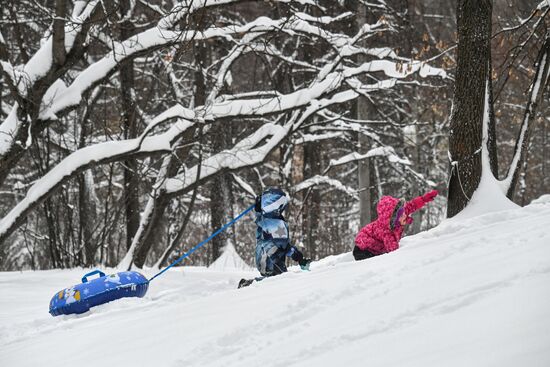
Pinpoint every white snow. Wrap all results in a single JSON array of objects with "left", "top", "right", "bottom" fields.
[
  {"left": 0, "top": 105, "right": 20, "bottom": 155},
  {"left": 1, "top": 198, "right": 550, "bottom": 367},
  {"left": 454, "top": 79, "right": 519, "bottom": 220},
  {"left": 531, "top": 194, "right": 550, "bottom": 205},
  {"left": 165, "top": 122, "right": 290, "bottom": 194},
  {"left": 293, "top": 175, "right": 358, "bottom": 199},
  {"left": 209, "top": 241, "right": 253, "bottom": 271},
  {"left": 330, "top": 146, "right": 411, "bottom": 167}
]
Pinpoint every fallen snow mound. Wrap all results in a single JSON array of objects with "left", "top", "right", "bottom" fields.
[
  {"left": 209, "top": 241, "right": 253, "bottom": 271},
  {"left": 1, "top": 198, "right": 550, "bottom": 367}
]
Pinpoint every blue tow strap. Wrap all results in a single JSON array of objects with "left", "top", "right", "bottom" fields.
[{"left": 148, "top": 204, "right": 255, "bottom": 282}]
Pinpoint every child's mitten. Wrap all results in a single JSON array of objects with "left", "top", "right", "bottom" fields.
[
  {"left": 422, "top": 190, "right": 438, "bottom": 202},
  {"left": 299, "top": 258, "right": 312, "bottom": 271}
]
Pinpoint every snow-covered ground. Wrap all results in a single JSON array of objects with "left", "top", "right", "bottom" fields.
[{"left": 1, "top": 197, "right": 550, "bottom": 367}]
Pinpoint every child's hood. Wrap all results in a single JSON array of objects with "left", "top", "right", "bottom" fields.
[
  {"left": 258, "top": 188, "right": 289, "bottom": 217},
  {"left": 376, "top": 196, "right": 401, "bottom": 226}
]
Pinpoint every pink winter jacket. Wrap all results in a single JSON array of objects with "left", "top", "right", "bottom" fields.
[{"left": 354, "top": 195, "right": 427, "bottom": 255}]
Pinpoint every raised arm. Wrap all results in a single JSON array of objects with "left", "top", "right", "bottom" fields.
[{"left": 404, "top": 190, "right": 438, "bottom": 215}]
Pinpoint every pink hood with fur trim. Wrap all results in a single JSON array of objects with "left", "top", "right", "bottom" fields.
[{"left": 354, "top": 195, "right": 426, "bottom": 255}]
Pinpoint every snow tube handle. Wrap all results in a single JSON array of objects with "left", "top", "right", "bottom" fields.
[{"left": 82, "top": 270, "right": 106, "bottom": 283}]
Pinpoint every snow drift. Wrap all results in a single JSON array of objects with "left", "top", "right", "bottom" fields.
[{"left": 1, "top": 197, "right": 549, "bottom": 367}]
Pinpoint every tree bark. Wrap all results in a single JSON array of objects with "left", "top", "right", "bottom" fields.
[
  {"left": 119, "top": 0, "right": 140, "bottom": 251},
  {"left": 447, "top": 0, "right": 492, "bottom": 218},
  {"left": 209, "top": 167, "right": 234, "bottom": 263},
  {"left": 78, "top": 172, "right": 97, "bottom": 266},
  {"left": 302, "top": 141, "right": 322, "bottom": 259},
  {"left": 52, "top": 0, "right": 67, "bottom": 66}
]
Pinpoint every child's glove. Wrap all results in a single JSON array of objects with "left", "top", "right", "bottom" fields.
[
  {"left": 422, "top": 190, "right": 438, "bottom": 203},
  {"left": 298, "top": 258, "right": 312, "bottom": 271}
]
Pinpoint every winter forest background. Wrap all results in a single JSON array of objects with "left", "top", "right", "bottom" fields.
[{"left": 0, "top": 0, "right": 548, "bottom": 271}]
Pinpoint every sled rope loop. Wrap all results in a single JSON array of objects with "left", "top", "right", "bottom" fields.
[{"left": 148, "top": 204, "right": 255, "bottom": 282}]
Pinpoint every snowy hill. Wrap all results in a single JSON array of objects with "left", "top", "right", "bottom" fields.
[{"left": 1, "top": 198, "right": 550, "bottom": 367}]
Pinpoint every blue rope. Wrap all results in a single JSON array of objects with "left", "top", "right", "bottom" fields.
[{"left": 148, "top": 204, "right": 255, "bottom": 282}]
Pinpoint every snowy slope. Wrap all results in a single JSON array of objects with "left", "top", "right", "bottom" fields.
[{"left": 1, "top": 198, "right": 550, "bottom": 367}]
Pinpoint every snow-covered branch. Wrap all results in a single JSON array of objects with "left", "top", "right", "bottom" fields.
[
  {"left": 329, "top": 147, "right": 411, "bottom": 167},
  {"left": 0, "top": 117, "right": 194, "bottom": 244},
  {"left": 293, "top": 175, "right": 358, "bottom": 200}
]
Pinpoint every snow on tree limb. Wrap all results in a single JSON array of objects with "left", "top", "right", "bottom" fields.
[
  {"left": 0, "top": 0, "right": 449, "bottom": 253},
  {"left": 330, "top": 147, "right": 411, "bottom": 167},
  {"left": 0, "top": 117, "right": 195, "bottom": 244},
  {"left": 1, "top": 1, "right": 287, "bottom": 167},
  {"left": 232, "top": 174, "right": 257, "bottom": 198},
  {"left": 40, "top": 11, "right": 359, "bottom": 120},
  {"left": 0, "top": 0, "right": 445, "bottom": 186},
  {"left": 164, "top": 122, "right": 290, "bottom": 195},
  {"left": 0, "top": 42, "right": 445, "bottom": 246},
  {"left": 293, "top": 175, "right": 359, "bottom": 200},
  {"left": 0, "top": 105, "right": 20, "bottom": 155},
  {"left": 41, "top": 16, "right": 290, "bottom": 120},
  {"left": 16, "top": 0, "right": 101, "bottom": 97}
]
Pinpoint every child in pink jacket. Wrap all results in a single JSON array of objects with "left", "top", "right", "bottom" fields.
[{"left": 353, "top": 190, "right": 438, "bottom": 260}]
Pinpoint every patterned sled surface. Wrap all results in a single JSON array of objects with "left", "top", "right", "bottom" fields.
[{"left": 49, "top": 270, "right": 148, "bottom": 316}]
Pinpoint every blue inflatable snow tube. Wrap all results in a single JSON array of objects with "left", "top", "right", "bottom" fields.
[{"left": 49, "top": 270, "right": 149, "bottom": 316}]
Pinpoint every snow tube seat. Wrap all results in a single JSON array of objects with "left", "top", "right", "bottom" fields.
[{"left": 49, "top": 270, "right": 149, "bottom": 316}]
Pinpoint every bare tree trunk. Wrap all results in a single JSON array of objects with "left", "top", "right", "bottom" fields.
[
  {"left": 505, "top": 34, "right": 550, "bottom": 199},
  {"left": 447, "top": 0, "right": 492, "bottom": 217},
  {"left": 355, "top": 1, "right": 378, "bottom": 226},
  {"left": 43, "top": 199, "right": 61, "bottom": 268},
  {"left": 78, "top": 171, "right": 97, "bottom": 266},
  {"left": 52, "top": 0, "right": 66, "bottom": 66},
  {"left": 204, "top": 36, "right": 236, "bottom": 263},
  {"left": 119, "top": 0, "right": 140, "bottom": 251},
  {"left": 209, "top": 167, "right": 234, "bottom": 263},
  {"left": 302, "top": 140, "right": 322, "bottom": 259},
  {"left": 207, "top": 70, "right": 235, "bottom": 263},
  {"left": 357, "top": 119, "right": 375, "bottom": 227}
]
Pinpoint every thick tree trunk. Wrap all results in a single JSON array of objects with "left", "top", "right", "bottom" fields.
[{"left": 447, "top": 0, "right": 492, "bottom": 218}]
